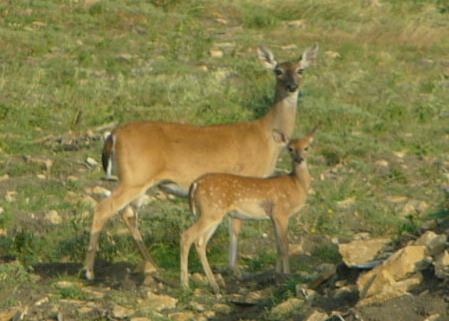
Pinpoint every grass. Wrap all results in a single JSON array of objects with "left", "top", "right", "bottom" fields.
[{"left": 0, "top": 0, "right": 448, "bottom": 307}]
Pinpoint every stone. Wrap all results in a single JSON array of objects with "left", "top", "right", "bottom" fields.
[
  {"left": 168, "top": 312, "right": 195, "bottom": 321},
  {"left": 285, "top": 19, "right": 305, "bottom": 28},
  {"left": 130, "top": 317, "right": 153, "bottom": 321},
  {"left": 5, "top": 190, "right": 17, "bottom": 202},
  {"left": 375, "top": 245, "right": 427, "bottom": 280},
  {"left": 80, "top": 196, "right": 97, "bottom": 208},
  {"left": 400, "top": 200, "right": 429, "bottom": 216},
  {"left": 324, "top": 51, "right": 341, "bottom": 60},
  {"left": 375, "top": 159, "right": 389, "bottom": 167},
  {"left": 414, "top": 231, "right": 447, "bottom": 256},
  {"left": 336, "top": 197, "right": 355, "bottom": 209},
  {"left": 296, "top": 284, "right": 318, "bottom": 300},
  {"left": 435, "top": 250, "right": 449, "bottom": 279},
  {"left": 212, "top": 303, "right": 231, "bottom": 314},
  {"left": 112, "top": 305, "right": 133, "bottom": 318},
  {"left": 209, "top": 49, "right": 223, "bottom": 58},
  {"left": 309, "top": 264, "right": 336, "bottom": 289},
  {"left": 357, "top": 245, "right": 427, "bottom": 300},
  {"left": 92, "top": 186, "right": 111, "bottom": 198},
  {"left": 45, "top": 210, "right": 62, "bottom": 224},
  {"left": 303, "top": 310, "right": 328, "bottom": 321},
  {"left": 85, "top": 157, "right": 98, "bottom": 166},
  {"left": 332, "top": 285, "right": 358, "bottom": 300},
  {"left": 339, "top": 238, "right": 390, "bottom": 267},
  {"left": 146, "top": 292, "right": 177, "bottom": 311},
  {"left": 270, "top": 298, "right": 304, "bottom": 318}
]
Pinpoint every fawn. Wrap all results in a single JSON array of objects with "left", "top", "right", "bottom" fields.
[{"left": 181, "top": 126, "right": 318, "bottom": 293}]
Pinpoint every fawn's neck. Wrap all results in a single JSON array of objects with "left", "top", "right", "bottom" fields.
[{"left": 291, "top": 160, "right": 311, "bottom": 191}]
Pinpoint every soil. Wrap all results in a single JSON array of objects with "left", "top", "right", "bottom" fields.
[{"left": 2, "top": 234, "right": 449, "bottom": 321}]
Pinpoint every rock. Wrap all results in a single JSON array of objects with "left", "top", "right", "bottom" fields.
[
  {"left": 212, "top": 303, "right": 231, "bottom": 314},
  {"left": 270, "top": 298, "right": 304, "bottom": 318},
  {"left": 80, "top": 196, "right": 97, "bottom": 208},
  {"left": 91, "top": 186, "right": 111, "bottom": 198},
  {"left": 209, "top": 49, "right": 223, "bottom": 58},
  {"left": 308, "top": 264, "right": 336, "bottom": 289},
  {"left": 5, "top": 190, "right": 17, "bottom": 202},
  {"left": 336, "top": 197, "right": 355, "bottom": 209},
  {"left": 332, "top": 285, "right": 358, "bottom": 300},
  {"left": 339, "top": 238, "right": 390, "bottom": 267},
  {"left": 393, "top": 150, "right": 407, "bottom": 158},
  {"left": 45, "top": 210, "right": 62, "bottom": 224},
  {"left": 296, "top": 284, "right": 319, "bottom": 300},
  {"left": 167, "top": 312, "right": 195, "bottom": 321},
  {"left": 34, "top": 297, "right": 49, "bottom": 306},
  {"left": 400, "top": 200, "right": 429, "bottom": 216},
  {"left": 55, "top": 281, "right": 83, "bottom": 289},
  {"left": 67, "top": 175, "right": 79, "bottom": 182},
  {"left": 85, "top": 157, "right": 98, "bottom": 166},
  {"left": 112, "top": 305, "right": 133, "bottom": 318},
  {"left": 414, "top": 231, "right": 447, "bottom": 256},
  {"left": 357, "top": 245, "right": 427, "bottom": 301},
  {"left": 303, "top": 310, "right": 328, "bottom": 321},
  {"left": 435, "top": 250, "right": 449, "bottom": 279},
  {"left": 130, "top": 317, "right": 153, "bottom": 321},
  {"left": 284, "top": 19, "right": 305, "bottom": 28},
  {"left": 375, "top": 159, "right": 389, "bottom": 167},
  {"left": 146, "top": 292, "right": 177, "bottom": 311}
]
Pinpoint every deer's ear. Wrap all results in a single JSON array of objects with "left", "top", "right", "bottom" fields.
[
  {"left": 272, "top": 129, "right": 288, "bottom": 145},
  {"left": 298, "top": 43, "right": 319, "bottom": 70},
  {"left": 258, "top": 47, "right": 278, "bottom": 70}
]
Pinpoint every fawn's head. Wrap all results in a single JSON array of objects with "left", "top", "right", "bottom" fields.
[
  {"left": 287, "top": 125, "right": 319, "bottom": 164},
  {"left": 258, "top": 44, "right": 319, "bottom": 95}
]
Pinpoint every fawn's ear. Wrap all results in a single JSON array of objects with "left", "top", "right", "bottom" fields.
[
  {"left": 258, "top": 47, "right": 278, "bottom": 70},
  {"left": 298, "top": 43, "right": 319, "bottom": 70},
  {"left": 272, "top": 129, "right": 288, "bottom": 145},
  {"left": 307, "top": 123, "right": 320, "bottom": 138}
]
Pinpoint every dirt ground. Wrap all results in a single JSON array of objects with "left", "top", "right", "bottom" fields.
[{"left": 2, "top": 230, "right": 449, "bottom": 321}]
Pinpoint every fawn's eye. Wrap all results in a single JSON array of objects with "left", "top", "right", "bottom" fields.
[
  {"left": 287, "top": 146, "right": 294, "bottom": 152},
  {"left": 274, "top": 68, "right": 283, "bottom": 76}
]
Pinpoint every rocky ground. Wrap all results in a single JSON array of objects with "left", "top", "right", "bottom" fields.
[{"left": 1, "top": 218, "right": 449, "bottom": 321}]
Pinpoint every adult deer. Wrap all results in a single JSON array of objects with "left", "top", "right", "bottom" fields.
[
  {"left": 181, "top": 127, "right": 317, "bottom": 293},
  {"left": 84, "top": 44, "right": 319, "bottom": 280}
]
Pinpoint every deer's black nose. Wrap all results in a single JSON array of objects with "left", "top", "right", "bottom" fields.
[{"left": 287, "top": 83, "right": 298, "bottom": 92}]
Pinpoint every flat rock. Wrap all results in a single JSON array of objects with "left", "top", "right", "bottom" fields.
[
  {"left": 146, "top": 292, "right": 177, "bottom": 311},
  {"left": 303, "top": 310, "right": 328, "bottom": 321},
  {"left": 414, "top": 231, "right": 447, "bottom": 256},
  {"left": 358, "top": 245, "right": 427, "bottom": 300},
  {"left": 435, "top": 250, "right": 449, "bottom": 279},
  {"left": 270, "top": 298, "right": 304, "bottom": 318},
  {"left": 339, "top": 238, "right": 390, "bottom": 266}
]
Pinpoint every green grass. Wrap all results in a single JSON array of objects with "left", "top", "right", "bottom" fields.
[{"left": 0, "top": 0, "right": 448, "bottom": 290}]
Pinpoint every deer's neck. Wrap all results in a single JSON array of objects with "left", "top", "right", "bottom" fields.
[
  {"left": 263, "top": 90, "right": 298, "bottom": 139},
  {"left": 292, "top": 160, "right": 311, "bottom": 192}
]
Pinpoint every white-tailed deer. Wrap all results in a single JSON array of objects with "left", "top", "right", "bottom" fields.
[
  {"left": 180, "top": 126, "right": 317, "bottom": 293},
  {"left": 84, "top": 44, "right": 319, "bottom": 280}
]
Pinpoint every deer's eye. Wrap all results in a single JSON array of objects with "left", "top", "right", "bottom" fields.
[
  {"left": 274, "top": 68, "right": 283, "bottom": 76},
  {"left": 287, "top": 146, "right": 294, "bottom": 152},
  {"left": 304, "top": 146, "right": 310, "bottom": 151}
]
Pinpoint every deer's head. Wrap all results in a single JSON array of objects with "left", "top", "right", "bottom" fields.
[{"left": 258, "top": 44, "right": 319, "bottom": 96}]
